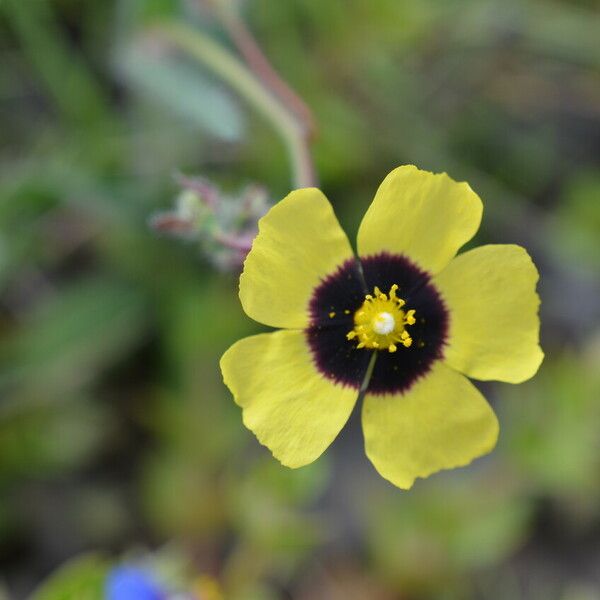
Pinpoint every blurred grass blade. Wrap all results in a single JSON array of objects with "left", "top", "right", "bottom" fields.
[{"left": 2, "top": 0, "right": 111, "bottom": 127}]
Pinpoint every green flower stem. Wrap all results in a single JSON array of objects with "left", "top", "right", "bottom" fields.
[
  {"left": 201, "top": 0, "right": 316, "bottom": 138},
  {"left": 360, "top": 352, "right": 378, "bottom": 394},
  {"left": 155, "top": 21, "right": 316, "bottom": 189}
]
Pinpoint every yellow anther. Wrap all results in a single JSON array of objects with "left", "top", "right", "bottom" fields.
[{"left": 346, "top": 284, "right": 417, "bottom": 353}]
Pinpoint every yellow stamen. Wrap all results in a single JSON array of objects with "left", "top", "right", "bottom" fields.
[{"left": 346, "top": 284, "right": 416, "bottom": 352}]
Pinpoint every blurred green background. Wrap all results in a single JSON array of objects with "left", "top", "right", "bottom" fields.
[{"left": 1, "top": 0, "right": 599, "bottom": 598}]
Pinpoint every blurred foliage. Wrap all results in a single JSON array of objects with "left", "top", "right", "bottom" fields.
[
  {"left": 31, "top": 554, "right": 108, "bottom": 600},
  {"left": 365, "top": 475, "right": 531, "bottom": 596},
  {"left": 0, "top": 0, "right": 599, "bottom": 598},
  {"left": 503, "top": 354, "right": 600, "bottom": 502}
]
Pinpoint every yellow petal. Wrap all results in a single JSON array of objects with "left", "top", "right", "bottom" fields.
[
  {"left": 434, "top": 244, "right": 543, "bottom": 383},
  {"left": 220, "top": 330, "right": 358, "bottom": 468},
  {"left": 357, "top": 165, "right": 483, "bottom": 274},
  {"left": 240, "top": 188, "right": 354, "bottom": 329},
  {"left": 362, "top": 361, "right": 499, "bottom": 489}
]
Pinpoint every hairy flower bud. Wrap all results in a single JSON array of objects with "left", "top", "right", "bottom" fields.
[{"left": 150, "top": 174, "right": 270, "bottom": 271}]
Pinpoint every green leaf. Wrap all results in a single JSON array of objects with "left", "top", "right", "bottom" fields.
[
  {"left": 31, "top": 554, "right": 109, "bottom": 600},
  {"left": 119, "top": 41, "right": 245, "bottom": 142},
  {"left": 1, "top": 278, "right": 148, "bottom": 397}
]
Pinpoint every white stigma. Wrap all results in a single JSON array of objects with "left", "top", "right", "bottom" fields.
[{"left": 372, "top": 312, "right": 395, "bottom": 335}]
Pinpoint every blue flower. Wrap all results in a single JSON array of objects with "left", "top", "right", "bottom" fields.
[{"left": 105, "top": 567, "right": 166, "bottom": 600}]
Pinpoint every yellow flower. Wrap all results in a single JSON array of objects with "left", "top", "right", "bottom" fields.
[
  {"left": 193, "top": 574, "right": 223, "bottom": 600},
  {"left": 220, "top": 165, "right": 543, "bottom": 489}
]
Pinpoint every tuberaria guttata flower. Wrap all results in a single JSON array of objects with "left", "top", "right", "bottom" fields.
[{"left": 220, "top": 165, "right": 543, "bottom": 489}]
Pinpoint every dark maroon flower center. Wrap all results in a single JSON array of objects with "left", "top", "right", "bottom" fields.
[{"left": 306, "top": 253, "right": 449, "bottom": 395}]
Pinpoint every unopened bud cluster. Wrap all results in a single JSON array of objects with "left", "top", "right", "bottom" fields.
[{"left": 150, "top": 174, "right": 270, "bottom": 271}]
